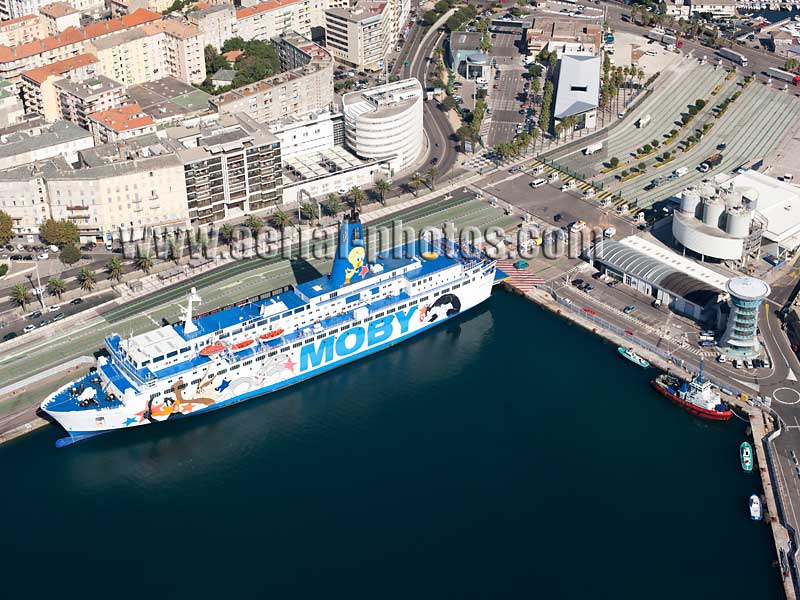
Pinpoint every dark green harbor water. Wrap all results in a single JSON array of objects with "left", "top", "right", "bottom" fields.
[{"left": 0, "top": 292, "right": 782, "bottom": 599}]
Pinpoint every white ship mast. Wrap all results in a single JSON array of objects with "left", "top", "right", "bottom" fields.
[{"left": 181, "top": 287, "right": 202, "bottom": 334}]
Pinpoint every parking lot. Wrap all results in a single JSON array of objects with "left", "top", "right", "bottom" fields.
[{"left": 485, "top": 28, "right": 529, "bottom": 147}]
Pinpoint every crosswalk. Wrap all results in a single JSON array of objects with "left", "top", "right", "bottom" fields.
[{"left": 496, "top": 259, "right": 545, "bottom": 293}]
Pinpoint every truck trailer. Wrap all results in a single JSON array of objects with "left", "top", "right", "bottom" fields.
[
  {"left": 699, "top": 153, "right": 723, "bottom": 173},
  {"left": 584, "top": 142, "right": 603, "bottom": 155},
  {"left": 767, "top": 67, "right": 800, "bottom": 85},
  {"left": 717, "top": 47, "right": 748, "bottom": 67}
]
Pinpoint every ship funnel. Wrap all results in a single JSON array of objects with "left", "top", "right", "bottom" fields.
[{"left": 330, "top": 212, "right": 367, "bottom": 288}]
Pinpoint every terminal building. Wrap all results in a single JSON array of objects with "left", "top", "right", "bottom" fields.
[
  {"left": 553, "top": 54, "right": 600, "bottom": 131},
  {"left": 447, "top": 32, "right": 492, "bottom": 80}
]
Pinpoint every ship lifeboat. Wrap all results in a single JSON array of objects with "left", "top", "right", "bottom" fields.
[
  {"left": 258, "top": 328, "right": 285, "bottom": 341},
  {"left": 199, "top": 342, "right": 225, "bottom": 356},
  {"left": 230, "top": 339, "right": 255, "bottom": 352}
]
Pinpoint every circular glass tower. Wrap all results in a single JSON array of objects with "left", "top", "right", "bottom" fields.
[{"left": 721, "top": 276, "right": 771, "bottom": 357}]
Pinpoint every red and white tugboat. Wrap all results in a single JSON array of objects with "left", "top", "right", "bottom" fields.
[{"left": 650, "top": 361, "right": 732, "bottom": 421}]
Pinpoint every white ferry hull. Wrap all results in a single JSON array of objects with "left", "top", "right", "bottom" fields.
[{"left": 43, "top": 272, "right": 494, "bottom": 442}]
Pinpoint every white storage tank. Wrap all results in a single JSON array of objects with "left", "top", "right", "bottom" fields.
[
  {"left": 680, "top": 189, "right": 702, "bottom": 216},
  {"left": 702, "top": 196, "right": 725, "bottom": 227},
  {"left": 699, "top": 183, "right": 717, "bottom": 199},
  {"left": 725, "top": 207, "right": 752, "bottom": 237}
]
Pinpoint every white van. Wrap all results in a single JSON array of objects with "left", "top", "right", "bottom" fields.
[
  {"left": 673, "top": 166, "right": 689, "bottom": 177},
  {"left": 603, "top": 227, "right": 616, "bottom": 238},
  {"left": 530, "top": 178, "right": 546, "bottom": 188}
]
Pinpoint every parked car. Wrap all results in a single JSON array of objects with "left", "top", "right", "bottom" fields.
[
  {"left": 623, "top": 305, "right": 636, "bottom": 315},
  {"left": 37, "top": 252, "right": 48, "bottom": 260},
  {"left": 28, "top": 310, "right": 42, "bottom": 319},
  {"left": 744, "top": 358, "right": 754, "bottom": 369},
  {"left": 553, "top": 213, "right": 562, "bottom": 222},
  {"left": 53, "top": 313, "right": 66, "bottom": 322},
  {"left": 70, "top": 298, "right": 84, "bottom": 305},
  {"left": 47, "top": 304, "right": 61, "bottom": 313},
  {"left": 717, "top": 354, "right": 727, "bottom": 363},
  {"left": 23, "top": 324, "right": 37, "bottom": 333},
  {"left": 430, "top": 157, "right": 439, "bottom": 165},
  {"left": 584, "top": 285, "right": 594, "bottom": 293},
  {"left": 572, "top": 278, "right": 584, "bottom": 287}
]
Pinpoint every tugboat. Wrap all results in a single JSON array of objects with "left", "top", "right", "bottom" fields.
[
  {"left": 740, "top": 442, "right": 754, "bottom": 472},
  {"left": 618, "top": 346, "right": 649, "bottom": 368},
  {"left": 749, "top": 494, "right": 763, "bottom": 521},
  {"left": 650, "top": 361, "right": 733, "bottom": 421}
]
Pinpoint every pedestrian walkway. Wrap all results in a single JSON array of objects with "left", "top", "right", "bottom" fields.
[{"left": 496, "top": 259, "right": 545, "bottom": 293}]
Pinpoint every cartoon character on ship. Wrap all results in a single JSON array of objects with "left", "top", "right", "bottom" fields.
[{"left": 344, "top": 246, "right": 369, "bottom": 284}]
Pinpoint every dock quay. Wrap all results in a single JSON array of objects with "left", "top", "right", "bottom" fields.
[{"left": 502, "top": 270, "right": 799, "bottom": 600}]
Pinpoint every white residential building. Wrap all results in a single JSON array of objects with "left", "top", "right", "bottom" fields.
[
  {"left": 325, "top": 1, "right": 392, "bottom": 71},
  {"left": 342, "top": 77, "right": 422, "bottom": 173},
  {"left": 187, "top": 3, "right": 235, "bottom": 51}
]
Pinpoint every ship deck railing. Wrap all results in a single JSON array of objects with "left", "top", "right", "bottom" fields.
[{"left": 44, "top": 372, "right": 125, "bottom": 413}]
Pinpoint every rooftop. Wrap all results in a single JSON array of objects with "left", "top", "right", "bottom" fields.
[
  {"left": 236, "top": 0, "right": 302, "bottom": 20},
  {"left": 341, "top": 78, "right": 422, "bottom": 119},
  {"left": 212, "top": 68, "right": 237, "bottom": 83},
  {"left": 39, "top": 2, "right": 79, "bottom": 18},
  {"left": 88, "top": 103, "right": 155, "bottom": 132},
  {"left": 727, "top": 276, "right": 771, "bottom": 301},
  {"left": 0, "top": 119, "right": 92, "bottom": 159},
  {"left": 554, "top": 54, "right": 600, "bottom": 119},
  {"left": 727, "top": 169, "right": 800, "bottom": 244},
  {"left": 127, "top": 77, "right": 211, "bottom": 122},
  {"left": 0, "top": 9, "right": 161, "bottom": 63},
  {"left": 21, "top": 53, "right": 98, "bottom": 85},
  {"left": 54, "top": 75, "right": 123, "bottom": 100}
]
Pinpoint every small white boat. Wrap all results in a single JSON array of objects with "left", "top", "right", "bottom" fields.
[{"left": 749, "top": 494, "right": 763, "bottom": 521}]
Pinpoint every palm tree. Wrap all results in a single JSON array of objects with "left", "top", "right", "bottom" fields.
[
  {"left": 530, "top": 128, "right": 540, "bottom": 155},
  {"left": 46, "top": 277, "right": 66, "bottom": 300},
  {"left": 349, "top": 186, "right": 366, "bottom": 211},
  {"left": 270, "top": 209, "right": 293, "bottom": 231},
  {"left": 324, "top": 193, "right": 344, "bottom": 216},
  {"left": 426, "top": 167, "right": 439, "bottom": 191},
  {"left": 219, "top": 223, "right": 235, "bottom": 247},
  {"left": 300, "top": 202, "right": 318, "bottom": 222},
  {"left": 135, "top": 251, "right": 154, "bottom": 274},
  {"left": 375, "top": 179, "right": 391, "bottom": 205},
  {"left": 11, "top": 282, "right": 30, "bottom": 311},
  {"left": 106, "top": 256, "right": 125, "bottom": 282},
  {"left": 244, "top": 214, "right": 263, "bottom": 234},
  {"left": 554, "top": 122, "right": 563, "bottom": 140},
  {"left": 409, "top": 173, "right": 425, "bottom": 197},
  {"left": 77, "top": 268, "right": 96, "bottom": 292}
]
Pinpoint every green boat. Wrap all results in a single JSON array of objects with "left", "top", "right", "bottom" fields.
[
  {"left": 618, "top": 346, "right": 649, "bottom": 368},
  {"left": 740, "top": 442, "right": 753, "bottom": 472}
]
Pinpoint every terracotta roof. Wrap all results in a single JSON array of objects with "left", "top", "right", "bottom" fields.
[
  {"left": 193, "top": 2, "right": 211, "bottom": 8},
  {"left": 0, "top": 14, "right": 40, "bottom": 28},
  {"left": 21, "top": 52, "right": 97, "bottom": 84},
  {"left": 40, "top": 2, "right": 79, "bottom": 18},
  {"left": 143, "top": 19, "right": 200, "bottom": 40},
  {"left": 0, "top": 9, "right": 161, "bottom": 63},
  {"left": 236, "top": 0, "right": 301, "bottom": 20},
  {"left": 222, "top": 49, "right": 243, "bottom": 62},
  {"left": 88, "top": 103, "right": 155, "bottom": 132}
]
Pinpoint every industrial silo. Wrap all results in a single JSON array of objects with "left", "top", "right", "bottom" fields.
[
  {"left": 680, "top": 189, "right": 702, "bottom": 216},
  {"left": 725, "top": 207, "right": 752, "bottom": 238},
  {"left": 702, "top": 196, "right": 725, "bottom": 228}
]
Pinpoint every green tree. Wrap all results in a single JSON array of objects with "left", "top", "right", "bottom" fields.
[
  {"left": 609, "top": 156, "right": 620, "bottom": 168},
  {"left": 695, "top": 98, "right": 706, "bottom": 109},
  {"left": 270, "top": 210, "right": 293, "bottom": 231},
  {"left": 0, "top": 210, "right": 11, "bottom": 244},
  {"left": 620, "top": 170, "right": 629, "bottom": 178},
  {"left": 300, "top": 202, "right": 319, "bottom": 221},
  {"left": 219, "top": 223, "right": 235, "bottom": 247},
  {"left": 349, "top": 186, "right": 366, "bottom": 211},
  {"left": 375, "top": 179, "right": 391, "bottom": 204},
  {"left": 10, "top": 282, "right": 30, "bottom": 311},
  {"left": 135, "top": 252, "right": 154, "bottom": 274},
  {"left": 106, "top": 256, "right": 125, "bottom": 282},
  {"left": 662, "top": 151, "right": 671, "bottom": 160},
  {"left": 39, "top": 219, "right": 78, "bottom": 247},
  {"left": 324, "top": 193, "right": 344, "bottom": 216},
  {"left": 59, "top": 243, "right": 81, "bottom": 265},
  {"left": 46, "top": 277, "right": 66, "bottom": 300},
  {"left": 204, "top": 44, "right": 229, "bottom": 77},
  {"left": 638, "top": 162, "right": 647, "bottom": 172},
  {"left": 427, "top": 167, "right": 439, "bottom": 191},
  {"left": 244, "top": 214, "right": 264, "bottom": 234},
  {"left": 77, "top": 268, "right": 96, "bottom": 292},
  {"left": 409, "top": 173, "right": 425, "bottom": 196}
]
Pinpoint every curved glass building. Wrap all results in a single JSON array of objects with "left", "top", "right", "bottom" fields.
[{"left": 720, "top": 276, "right": 771, "bottom": 357}]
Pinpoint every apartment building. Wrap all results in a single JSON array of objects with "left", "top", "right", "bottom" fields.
[
  {"left": 88, "top": 19, "right": 205, "bottom": 86},
  {"left": 0, "top": 118, "right": 93, "bottom": 171},
  {"left": 55, "top": 74, "right": 126, "bottom": 129},
  {"left": 87, "top": 102, "right": 157, "bottom": 144},
  {"left": 40, "top": 2, "right": 81, "bottom": 35},
  {"left": 0, "top": 80, "right": 25, "bottom": 127},
  {"left": 0, "top": 136, "right": 189, "bottom": 236},
  {"left": 525, "top": 16, "right": 602, "bottom": 57},
  {"left": 210, "top": 32, "right": 333, "bottom": 124},
  {"left": 0, "top": 9, "right": 161, "bottom": 82},
  {"left": 161, "top": 113, "right": 283, "bottom": 224},
  {"left": 0, "top": 14, "right": 47, "bottom": 46},
  {"left": 187, "top": 3, "right": 235, "bottom": 51},
  {"left": 20, "top": 52, "right": 98, "bottom": 120},
  {"left": 235, "top": 0, "right": 322, "bottom": 42},
  {"left": 325, "top": 1, "right": 392, "bottom": 71}
]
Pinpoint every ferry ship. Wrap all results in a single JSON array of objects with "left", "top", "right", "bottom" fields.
[
  {"left": 650, "top": 362, "right": 733, "bottom": 421},
  {"left": 42, "top": 215, "right": 502, "bottom": 447}
]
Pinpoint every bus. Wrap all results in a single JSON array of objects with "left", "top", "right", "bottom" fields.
[
  {"left": 718, "top": 47, "right": 748, "bottom": 67},
  {"left": 767, "top": 67, "right": 800, "bottom": 85}
]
